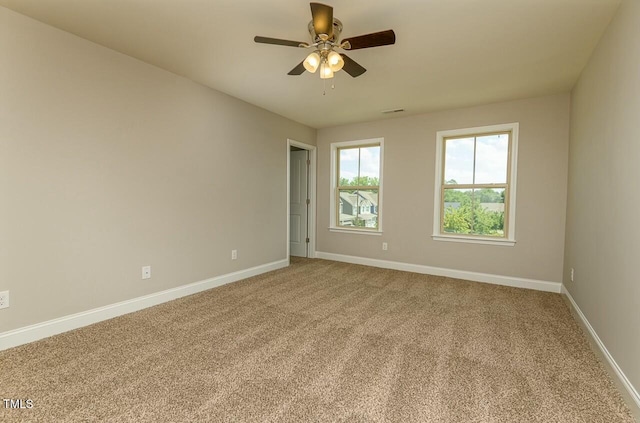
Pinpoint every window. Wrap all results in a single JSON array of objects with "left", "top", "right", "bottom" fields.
[
  {"left": 330, "top": 138, "right": 383, "bottom": 234},
  {"left": 433, "top": 123, "right": 518, "bottom": 246}
]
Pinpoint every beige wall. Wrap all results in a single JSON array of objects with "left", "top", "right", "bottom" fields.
[
  {"left": 317, "top": 94, "right": 570, "bottom": 283},
  {"left": 564, "top": 0, "right": 639, "bottom": 392},
  {"left": 0, "top": 7, "right": 315, "bottom": 332}
]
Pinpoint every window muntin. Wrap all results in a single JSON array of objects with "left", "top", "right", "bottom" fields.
[
  {"left": 434, "top": 124, "right": 518, "bottom": 245},
  {"left": 332, "top": 141, "right": 382, "bottom": 231}
]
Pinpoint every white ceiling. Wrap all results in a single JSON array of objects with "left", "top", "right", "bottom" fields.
[{"left": 0, "top": 0, "right": 621, "bottom": 128}]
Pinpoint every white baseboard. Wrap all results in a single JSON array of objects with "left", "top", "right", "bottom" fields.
[
  {"left": 0, "top": 259, "right": 289, "bottom": 352},
  {"left": 562, "top": 285, "right": 640, "bottom": 411},
  {"left": 315, "top": 251, "right": 561, "bottom": 293}
]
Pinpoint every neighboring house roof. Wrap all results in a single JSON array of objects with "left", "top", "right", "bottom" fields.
[
  {"left": 444, "top": 202, "right": 461, "bottom": 210},
  {"left": 339, "top": 192, "right": 357, "bottom": 207},
  {"left": 356, "top": 190, "right": 378, "bottom": 206},
  {"left": 339, "top": 191, "right": 376, "bottom": 208},
  {"left": 480, "top": 203, "right": 505, "bottom": 212}
]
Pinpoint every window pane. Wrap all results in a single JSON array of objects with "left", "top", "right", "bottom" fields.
[
  {"left": 471, "top": 188, "right": 505, "bottom": 237},
  {"left": 443, "top": 188, "right": 505, "bottom": 237},
  {"left": 475, "top": 134, "right": 509, "bottom": 184},
  {"left": 442, "top": 188, "right": 473, "bottom": 234},
  {"left": 444, "top": 137, "right": 474, "bottom": 184},
  {"left": 339, "top": 148, "right": 359, "bottom": 186},
  {"left": 355, "top": 189, "right": 378, "bottom": 229},
  {"left": 335, "top": 141, "right": 382, "bottom": 231},
  {"left": 338, "top": 189, "right": 378, "bottom": 229},
  {"left": 338, "top": 189, "right": 357, "bottom": 226},
  {"left": 359, "top": 146, "right": 380, "bottom": 185}
]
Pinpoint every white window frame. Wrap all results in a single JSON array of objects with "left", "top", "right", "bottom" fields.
[
  {"left": 432, "top": 123, "right": 518, "bottom": 246},
  {"left": 330, "top": 138, "right": 384, "bottom": 235}
]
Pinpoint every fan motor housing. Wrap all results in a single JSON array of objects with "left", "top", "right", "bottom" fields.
[{"left": 308, "top": 18, "right": 343, "bottom": 43}]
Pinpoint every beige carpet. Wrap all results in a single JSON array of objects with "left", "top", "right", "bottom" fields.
[{"left": 0, "top": 258, "right": 635, "bottom": 422}]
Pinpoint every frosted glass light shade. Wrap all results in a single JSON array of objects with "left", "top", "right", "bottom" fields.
[
  {"left": 327, "top": 51, "right": 344, "bottom": 71},
  {"left": 320, "top": 61, "right": 334, "bottom": 79},
  {"left": 303, "top": 52, "right": 320, "bottom": 73}
]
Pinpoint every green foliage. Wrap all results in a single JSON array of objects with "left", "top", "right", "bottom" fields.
[
  {"left": 444, "top": 189, "right": 467, "bottom": 203},
  {"left": 339, "top": 176, "right": 379, "bottom": 187},
  {"left": 443, "top": 189, "right": 505, "bottom": 237},
  {"left": 443, "top": 205, "right": 471, "bottom": 234},
  {"left": 444, "top": 188, "right": 503, "bottom": 204},
  {"left": 476, "top": 188, "right": 503, "bottom": 203},
  {"left": 353, "top": 217, "right": 367, "bottom": 227}
]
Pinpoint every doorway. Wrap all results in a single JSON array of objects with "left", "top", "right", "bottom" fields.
[{"left": 287, "top": 139, "right": 316, "bottom": 259}]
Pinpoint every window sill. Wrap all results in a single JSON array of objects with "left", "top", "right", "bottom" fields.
[
  {"left": 329, "top": 227, "right": 383, "bottom": 236},
  {"left": 432, "top": 234, "right": 515, "bottom": 246}
]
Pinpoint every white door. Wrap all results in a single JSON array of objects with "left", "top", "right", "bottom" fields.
[{"left": 290, "top": 149, "right": 308, "bottom": 257}]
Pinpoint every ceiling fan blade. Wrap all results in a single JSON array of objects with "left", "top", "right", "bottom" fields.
[
  {"left": 287, "top": 61, "right": 306, "bottom": 75},
  {"left": 310, "top": 3, "right": 333, "bottom": 38},
  {"left": 254, "top": 36, "right": 308, "bottom": 48},
  {"left": 342, "top": 30, "right": 396, "bottom": 50},
  {"left": 340, "top": 54, "right": 366, "bottom": 78}
]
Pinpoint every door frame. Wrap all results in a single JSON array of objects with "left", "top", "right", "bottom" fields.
[{"left": 287, "top": 139, "right": 316, "bottom": 260}]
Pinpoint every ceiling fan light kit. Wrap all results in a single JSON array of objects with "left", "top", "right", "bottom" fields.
[
  {"left": 303, "top": 49, "right": 343, "bottom": 77},
  {"left": 255, "top": 2, "right": 396, "bottom": 82}
]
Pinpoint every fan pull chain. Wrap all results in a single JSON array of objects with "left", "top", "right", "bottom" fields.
[{"left": 322, "top": 77, "right": 335, "bottom": 95}]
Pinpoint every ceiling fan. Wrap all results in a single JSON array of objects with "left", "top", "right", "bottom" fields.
[{"left": 254, "top": 2, "right": 396, "bottom": 79}]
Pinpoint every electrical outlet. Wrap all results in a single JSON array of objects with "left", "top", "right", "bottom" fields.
[
  {"left": 142, "top": 266, "right": 151, "bottom": 280},
  {"left": 382, "top": 242, "right": 388, "bottom": 251},
  {"left": 570, "top": 268, "right": 575, "bottom": 282},
  {"left": 0, "top": 291, "right": 9, "bottom": 309},
  {"left": 231, "top": 250, "right": 237, "bottom": 260}
]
